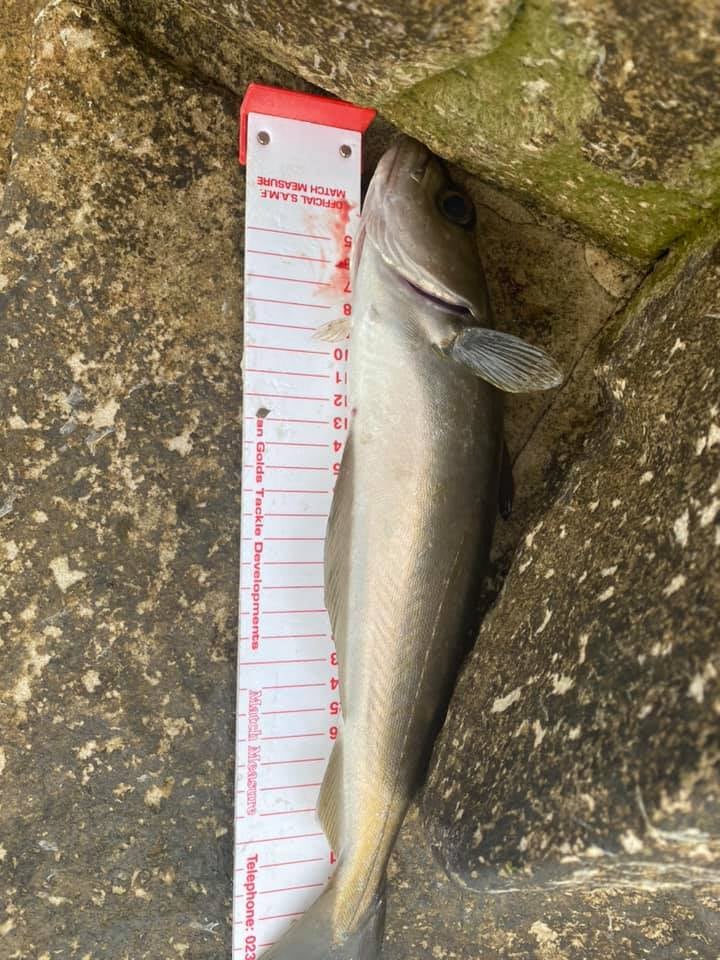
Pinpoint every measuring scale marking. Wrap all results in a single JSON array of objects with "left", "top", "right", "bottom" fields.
[{"left": 234, "top": 88, "right": 374, "bottom": 960}]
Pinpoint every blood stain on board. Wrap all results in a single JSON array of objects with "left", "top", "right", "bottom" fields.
[
  {"left": 325, "top": 199, "right": 357, "bottom": 302},
  {"left": 300, "top": 197, "right": 359, "bottom": 311}
]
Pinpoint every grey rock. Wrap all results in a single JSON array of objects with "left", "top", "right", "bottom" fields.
[
  {"left": 92, "top": 0, "right": 720, "bottom": 259},
  {"left": 417, "top": 217, "right": 720, "bottom": 947},
  {"left": 0, "top": 3, "right": 286, "bottom": 955},
  {"left": 94, "top": 0, "right": 521, "bottom": 102},
  {"left": 1, "top": 2, "right": 717, "bottom": 957},
  {"left": 382, "top": 809, "right": 720, "bottom": 958}
]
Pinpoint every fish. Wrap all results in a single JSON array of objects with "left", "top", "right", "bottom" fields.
[{"left": 261, "top": 135, "right": 562, "bottom": 960}]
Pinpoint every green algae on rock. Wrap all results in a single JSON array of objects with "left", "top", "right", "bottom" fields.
[
  {"left": 382, "top": 0, "right": 720, "bottom": 259},
  {"left": 94, "top": 0, "right": 720, "bottom": 259}
]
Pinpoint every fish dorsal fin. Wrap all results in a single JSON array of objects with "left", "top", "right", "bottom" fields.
[
  {"left": 324, "top": 430, "right": 354, "bottom": 690},
  {"left": 451, "top": 327, "right": 563, "bottom": 393},
  {"left": 317, "top": 738, "right": 343, "bottom": 854}
]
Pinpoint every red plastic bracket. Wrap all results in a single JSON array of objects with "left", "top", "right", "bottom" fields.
[{"left": 239, "top": 83, "right": 376, "bottom": 165}]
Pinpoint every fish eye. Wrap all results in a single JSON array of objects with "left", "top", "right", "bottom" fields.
[{"left": 437, "top": 189, "right": 475, "bottom": 228}]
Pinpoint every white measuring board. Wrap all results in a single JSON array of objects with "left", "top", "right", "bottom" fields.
[{"left": 234, "top": 85, "right": 375, "bottom": 960}]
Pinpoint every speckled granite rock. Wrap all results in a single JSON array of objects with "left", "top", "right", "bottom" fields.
[
  {"left": 92, "top": 0, "right": 520, "bottom": 101},
  {"left": 0, "top": 3, "right": 298, "bottom": 955},
  {"left": 92, "top": 0, "right": 720, "bottom": 259},
  {"left": 382, "top": 809, "right": 720, "bottom": 958},
  {"left": 414, "top": 219, "right": 720, "bottom": 947},
  {"left": 0, "top": 0, "right": 40, "bottom": 191},
  {"left": 2, "top": 2, "right": 718, "bottom": 957}
]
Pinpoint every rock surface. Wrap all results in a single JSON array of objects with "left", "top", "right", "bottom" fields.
[
  {"left": 419, "top": 216, "right": 720, "bottom": 922},
  {"left": 383, "top": 0, "right": 720, "bottom": 259},
  {"left": 384, "top": 808, "right": 720, "bottom": 958},
  {"left": 1, "top": 1, "right": 718, "bottom": 958},
  {"left": 93, "top": 0, "right": 720, "bottom": 258},
  {"left": 0, "top": 0, "right": 40, "bottom": 191},
  {"left": 0, "top": 3, "right": 255, "bottom": 955},
  {"left": 93, "top": 0, "right": 521, "bottom": 101}
]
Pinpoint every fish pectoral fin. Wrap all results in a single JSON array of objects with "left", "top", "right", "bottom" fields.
[
  {"left": 313, "top": 316, "right": 352, "bottom": 342},
  {"left": 317, "top": 738, "right": 343, "bottom": 855},
  {"left": 499, "top": 439, "right": 514, "bottom": 520},
  {"left": 450, "top": 327, "right": 563, "bottom": 393}
]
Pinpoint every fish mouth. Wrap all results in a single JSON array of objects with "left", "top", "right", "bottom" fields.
[
  {"left": 356, "top": 137, "right": 432, "bottom": 283},
  {"left": 404, "top": 278, "right": 472, "bottom": 316},
  {"left": 384, "top": 136, "right": 432, "bottom": 190},
  {"left": 366, "top": 136, "right": 432, "bottom": 198},
  {"left": 360, "top": 136, "right": 485, "bottom": 320}
]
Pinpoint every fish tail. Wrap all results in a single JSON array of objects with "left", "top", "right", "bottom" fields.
[{"left": 259, "top": 881, "right": 386, "bottom": 960}]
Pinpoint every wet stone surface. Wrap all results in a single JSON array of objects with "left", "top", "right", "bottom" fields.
[
  {"left": 0, "top": 3, "right": 253, "bottom": 955},
  {"left": 1, "top": 2, "right": 718, "bottom": 958},
  {"left": 92, "top": 0, "right": 720, "bottom": 258},
  {"left": 413, "top": 222, "right": 720, "bottom": 952}
]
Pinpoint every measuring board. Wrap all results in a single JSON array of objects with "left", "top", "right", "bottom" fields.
[{"left": 233, "top": 85, "right": 375, "bottom": 959}]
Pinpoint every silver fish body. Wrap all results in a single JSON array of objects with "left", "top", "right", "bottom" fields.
[
  {"left": 324, "top": 237, "right": 503, "bottom": 918},
  {"left": 261, "top": 137, "right": 561, "bottom": 960}
]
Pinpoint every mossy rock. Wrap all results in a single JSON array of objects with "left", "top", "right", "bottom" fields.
[{"left": 93, "top": 0, "right": 720, "bottom": 259}]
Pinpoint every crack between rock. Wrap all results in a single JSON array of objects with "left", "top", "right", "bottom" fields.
[{"left": 510, "top": 261, "right": 653, "bottom": 471}]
